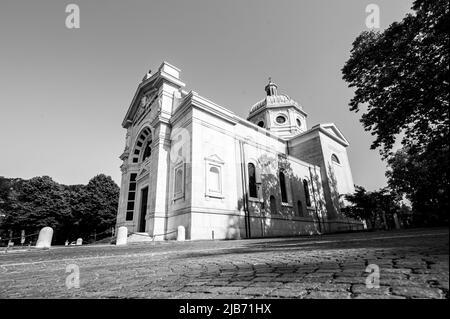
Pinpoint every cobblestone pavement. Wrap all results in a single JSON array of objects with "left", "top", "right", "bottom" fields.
[{"left": 0, "top": 228, "right": 448, "bottom": 299}]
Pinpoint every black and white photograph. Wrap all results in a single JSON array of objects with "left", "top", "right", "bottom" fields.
[{"left": 0, "top": 0, "right": 448, "bottom": 311}]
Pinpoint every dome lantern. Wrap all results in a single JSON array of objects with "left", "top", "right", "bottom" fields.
[{"left": 265, "top": 77, "right": 278, "bottom": 96}]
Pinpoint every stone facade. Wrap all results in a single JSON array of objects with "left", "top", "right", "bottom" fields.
[{"left": 116, "top": 62, "right": 364, "bottom": 240}]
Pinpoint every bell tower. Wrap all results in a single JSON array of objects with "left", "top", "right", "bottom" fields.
[{"left": 248, "top": 78, "right": 308, "bottom": 139}]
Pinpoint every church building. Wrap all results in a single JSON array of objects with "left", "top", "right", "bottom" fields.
[{"left": 116, "top": 61, "right": 364, "bottom": 241}]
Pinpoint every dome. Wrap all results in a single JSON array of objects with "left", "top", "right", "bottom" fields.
[{"left": 249, "top": 94, "right": 300, "bottom": 115}]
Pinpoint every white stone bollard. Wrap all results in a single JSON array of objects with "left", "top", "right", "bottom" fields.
[
  {"left": 76, "top": 238, "right": 83, "bottom": 246},
  {"left": 36, "top": 227, "right": 53, "bottom": 249},
  {"left": 116, "top": 226, "right": 128, "bottom": 246},
  {"left": 177, "top": 226, "right": 185, "bottom": 241}
]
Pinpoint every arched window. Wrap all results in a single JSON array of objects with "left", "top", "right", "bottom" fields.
[
  {"left": 208, "top": 166, "right": 221, "bottom": 193},
  {"left": 303, "top": 179, "right": 312, "bottom": 207},
  {"left": 257, "top": 121, "right": 265, "bottom": 128},
  {"left": 132, "top": 127, "right": 152, "bottom": 163},
  {"left": 269, "top": 196, "right": 277, "bottom": 214},
  {"left": 205, "top": 156, "right": 224, "bottom": 198},
  {"left": 248, "top": 163, "right": 257, "bottom": 198},
  {"left": 297, "top": 200, "right": 303, "bottom": 217},
  {"left": 279, "top": 171, "right": 288, "bottom": 203},
  {"left": 142, "top": 141, "right": 152, "bottom": 161},
  {"left": 174, "top": 167, "right": 183, "bottom": 195},
  {"left": 331, "top": 154, "right": 340, "bottom": 164}
]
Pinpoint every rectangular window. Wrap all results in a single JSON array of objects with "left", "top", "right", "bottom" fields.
[
  {"left": 173, "top": 163, "right": 184, "bottom": 200},
  {"left": 125, "top": 173, "right": 137, "bottom": 221},
  {"left": 303, "top": 179, "right": 312, "bottom": 207},
  {"left": 206, "top": 164, "right": 223, "bottom": 197},
  {"left": 205, "top": 156, "right": 225, "bottom": 198}
]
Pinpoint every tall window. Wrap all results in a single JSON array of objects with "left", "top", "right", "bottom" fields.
[
  {"left": 208, "top": 166, "right": 221, "bottom": 193},
  {"left": 126, "top": 173, "right": 137, "bottom": 220},
  {"left": 248, "top": 163, "right": 257, "bottom": 198},
  {"left": 303, "top": 179, "right": 312, "bottom": 207},
  {"left": 174, "top": 164, "right": 184, "bottom": 198},
  {"left": 279, "top": 171, "right": 288, "bottom": 203},
  {"left": 297, "top": 200, "right": 303, "bottom": 217},
  {"left": 205, "top": 155, "right": 224, "bottom": 198}
]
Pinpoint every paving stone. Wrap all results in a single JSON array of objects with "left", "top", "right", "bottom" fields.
[
  {"left": 208, "top": 286, "right": 243, "bottom": 294},
  {"left": 354, "top": 294, "right": 406, "bottom": 299},
  {"left": 351, "top": 284, "right": 390, "bottom": 295},
  {"left": 305, "top": 291, "right": 351, "bottom": 299},
  {"left": 268, "top": 288, "right": 308, "bottom": 298},
  {"left": 391, "top": 286, "right": 444, "bottom": 299},
  {"left": 0, "top": 228, "right": 447, "bottom": 299},
  {"left": 238, "top": 287, "right": 276, "bottom": 296}
]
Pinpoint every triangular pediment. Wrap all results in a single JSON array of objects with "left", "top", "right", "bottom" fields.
[
  {"left": 320, "top": 123, "right": 349, "bottom": 146},
  {"left": 122, "top": 62, "right": 186, "bottom": 128},
  {"left": 137, "top": 167, "right": 149, "bottom": 179},
  {"left": 205, "top": 154, "right": 224, "bottom": 164}
]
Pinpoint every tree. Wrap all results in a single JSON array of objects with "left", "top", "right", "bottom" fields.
[
  {"left": 387, "top": 146, "right": 449, "bottom": 225},
  {"left": 342, "top": 186, "right": 402, "bottom": 230},
  {"left": 342, "top": 0, "right": 449, "bottom": 225},
  {"left": 0, "top": 176, "right": 71, "bottom": 244},
  {"left": 0, "top": 177, "right": 11, "bottom": 216},
  {"left": 82, "top": 174, "right": 120, "bottom": 240},
  {"left": 342, "top": 0, "right": 449, "bottom": 157},
  {"left": 0, "top": 174, "right": 120, "bottom": 245}
]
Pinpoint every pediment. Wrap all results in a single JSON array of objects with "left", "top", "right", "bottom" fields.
[
  {"left": 137, "top": 167, "right": 149, "bottom": 180},
  {"left": 122, "top": 62, "right": 186, "bottom": 128},
  {"left": 205, "top": 154, "right": 224, "bottom": 164},
  {"left": 132, "top": 88, "right": 159, "bottom": 123},
  {"left": 320, "top": 123, "right": 349, "bottom": 146}
]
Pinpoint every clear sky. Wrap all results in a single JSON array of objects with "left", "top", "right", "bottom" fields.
[{"left": 0, "top": 0, "right": 413, "bottom": 189}]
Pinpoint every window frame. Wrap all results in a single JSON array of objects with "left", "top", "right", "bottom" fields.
[
  {"left": 248, "top": 163, "right": 258, "bottom": 199},
  {"left": 279, "top": 171, "right": 289, "bottom": 203},
  {"left": 205, "top": 156, "right": 225, "bottom": 199},
  {"left": 303, "top": 179, "right": 312, "bottom": 207},
  {"left": 173, "top": 162, "right": 185, "bottom": 200},
  {"left": 275, "top": 115, "right": 287, "bottom": 124},
  {"left": 125, "top": 173, "right": 138, "bottom": 221},
  {"left": 331, "top": 153, "right": 341, "bottom": 165}
]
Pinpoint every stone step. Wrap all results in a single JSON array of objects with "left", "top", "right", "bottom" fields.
[{"left": 127, "top": 232, "right": 154, "bottom": 243}]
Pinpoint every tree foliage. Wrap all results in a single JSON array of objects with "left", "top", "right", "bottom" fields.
[
  {"left": 0, "top": 174, "right": 119, "bottom": 244},
  {"left": 342, "top": 0, "right": 449, "bottom": 225},
  {"left": 387, "top": 145, "right": 449, "bottom": 225},
  {"left": 342, "top": 186, "right": 403, "bottom": 229},
  {"left": 342, "top": 0, "right": 449, "bottom": 156}
]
